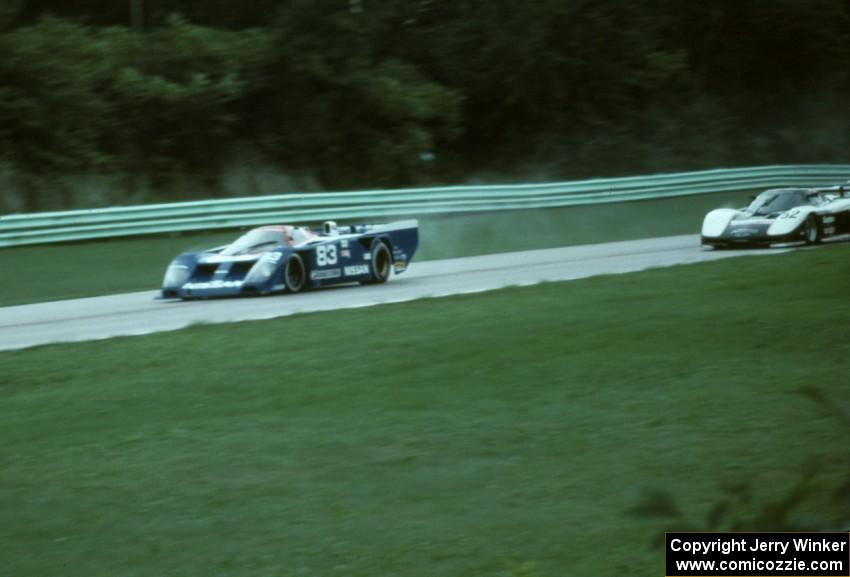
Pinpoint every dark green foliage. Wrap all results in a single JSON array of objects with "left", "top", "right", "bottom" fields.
[
  {"left": 0, "top": 18, "right": 116, "bottom": 209},
  {"left": 0, "top": 15, "right": 272, "bottom": 209},
  {"left": 251, "top": 0, "right": 461, "bottom": 187},
  {"left": 106, "top": 16, "right": 269, "bottom": 188},
  {"left": 1, "top": 1, "right": 850, "bottom": 210}
]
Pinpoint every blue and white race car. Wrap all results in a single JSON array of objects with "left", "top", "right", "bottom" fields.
[
  {"left": 161, "top": 220, "right": 418, "bottom": 299},
  {"left": 701, "top": 185, "right": 850, "bottom": 248}
]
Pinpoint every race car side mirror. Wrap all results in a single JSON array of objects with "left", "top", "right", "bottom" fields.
[{"left": 323, "top": 221, "right": 338, "bottom": 235}]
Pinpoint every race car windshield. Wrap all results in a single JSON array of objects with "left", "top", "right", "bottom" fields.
[
  {"left": 748, "top": 192, "right": 806, "bottom": 215},
  {"left": 220, "top": 229, "right": 285, "bottom": 255}
]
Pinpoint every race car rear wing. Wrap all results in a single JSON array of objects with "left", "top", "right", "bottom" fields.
[
  {"left": 322, "top": 219, "right": 418, "bottom": 236},
  {"left": 808, "top": 182, "right": 850, "bottom": 198}
]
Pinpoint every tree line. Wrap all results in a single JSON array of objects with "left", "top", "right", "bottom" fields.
[{"left": 1, "top": 0, "right": 849, "bottom": 211}]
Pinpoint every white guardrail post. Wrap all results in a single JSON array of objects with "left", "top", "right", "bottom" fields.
[{"left": 1, "top": 165, "right": 848, "bottom": 247}]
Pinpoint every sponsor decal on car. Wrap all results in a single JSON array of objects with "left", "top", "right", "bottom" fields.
[
  {"left": 343, "top": 265, "right": 370, "bottom": 276},
  {"left": 311, "top": 269, "right": 341, "bottom": 280},
  {"left": 393, "top": 261, "right": 407, "bottom": 271},
  {"left": 340, "top": 249, "right": 351, "bottom": 259},
  {"left": 341, "top": 240, "right": 349, "bottom": 248},
  {"left": 183, "top": 280, "right": 244, "bottom": 290}
]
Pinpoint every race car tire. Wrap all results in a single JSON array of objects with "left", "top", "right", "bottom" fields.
[
  {"left": 365, "top": 241, "right": 392, "bottom": 284},
  {"left": 803, "top": 215, "right": 821, "bottom": 245},
  {"left": 284, "top": 253, "right": 306, "bottom": 293}
]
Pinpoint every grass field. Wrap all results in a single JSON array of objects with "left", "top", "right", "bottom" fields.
[
  {"left": 0, "top": 190, "right": 749, "bottom": 307},
  {"left": 2, "top": 244, "right": 849, "bottom": 577}
]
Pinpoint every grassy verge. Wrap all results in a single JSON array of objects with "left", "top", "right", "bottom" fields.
[
  {"left": 2, "top": 245, "right": 849, "bottom": 577},
  {"left": 0, "top": 191, "right": 748, "bottom": 307}
]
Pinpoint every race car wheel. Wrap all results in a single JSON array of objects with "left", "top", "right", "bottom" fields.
[
  {"left": 803, "top": 216, "right": 821, "bottom": 245},
  {"left": 284, "top": 253, "right": 306, "bottom": 293},
  {"left": 366, "top": 241, "right": 392, "bottom": 284}
]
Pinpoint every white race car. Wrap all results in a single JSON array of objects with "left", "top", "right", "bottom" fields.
[{"left": 701, "top": 185, "right": 850, "bottom": 248}]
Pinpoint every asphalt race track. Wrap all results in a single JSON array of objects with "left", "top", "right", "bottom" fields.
[{"left": 0, "top": 235, "right": 792, "bottom": 351}]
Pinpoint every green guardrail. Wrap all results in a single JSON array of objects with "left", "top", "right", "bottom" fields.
[{"left": 1, "top": 165, "right": 848, "bottom": 247}]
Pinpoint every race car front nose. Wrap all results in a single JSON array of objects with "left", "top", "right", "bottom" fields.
[
  {"left": 702, "top": 209, "right": 737, "bottom": 237},
  {"left": 726, "top": 222, "right": 770, "bottom": 238},
  {"left": 244, "top": 254, "right": 279, "bottom": 284},
  {"left": 163, "top": 263, "right": 191, "bottom": 287}
]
